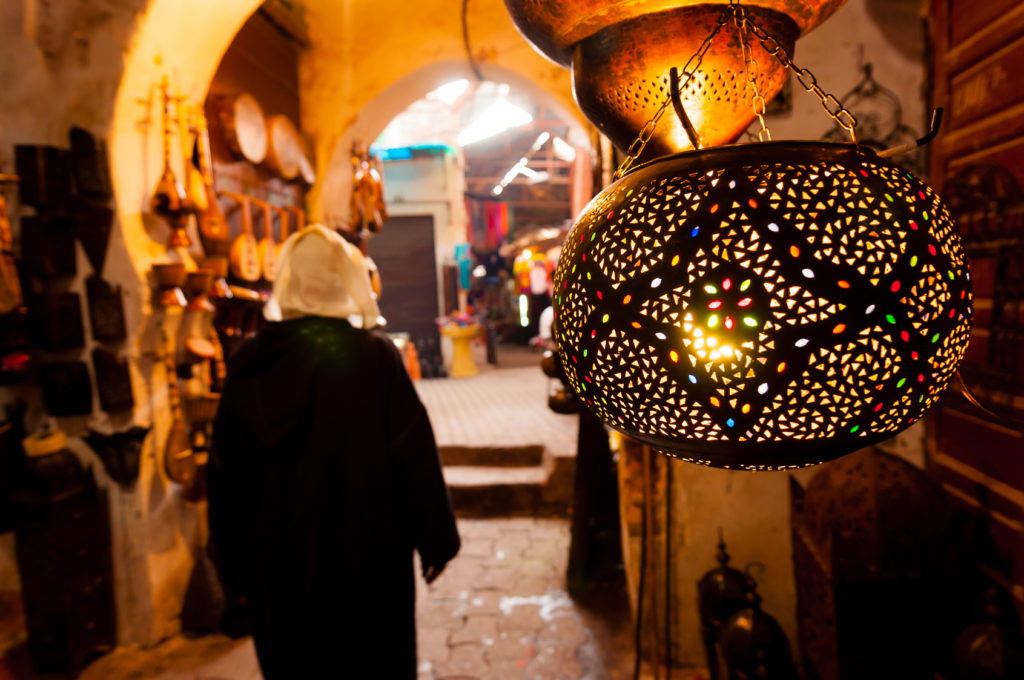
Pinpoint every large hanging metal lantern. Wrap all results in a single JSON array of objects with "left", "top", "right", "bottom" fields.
[
  {"left": 553, "top": 141, "right": 972, "bottom": 469},
  {"left": 505, "top": 0, "right": 845, "bottom": 157}
]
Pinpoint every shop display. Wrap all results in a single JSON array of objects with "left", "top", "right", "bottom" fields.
[
  {"left": 208, "top": 327, "right": 226, "bottom": 392},
  {"left": 697, "top": 534, "right": 757, "bottom": 680},
  {"left": 287, "top": 204, "right": 306, "bottom": 231},
  {"left": 84, "top": 427, "right": 150, "bottom": 490},
  {"left": 88, "top": 284, "right": 120, "bottom": 348},
  {"left": 151, "top": 262, "right": 188, "bottom": 307},
  {"left": 265, "top": 114, "right": 302, "bottom": 180},
  {"left": 185, "top": 270, "right": 215, "bottom": 313},
  {"left": 14, "top": 144, "right": 72, "bottom": 209},
  {"left": 85, "top": 276, "right": 127, "bottom": 342},
  {"left": 91, "top": 348, "right": 134, "bottom": 413},
  {"left": 71, "top": 199, "right": 114, "bottom": 275},
  {"left": 0, "top": 314, "right": 32, "bottom": 385},
  {"left": 12, "top": 424, "right": 90, "bottom": 502},
  {"left": 225, "top": 192, "right": 261, "bottom": 282},
  {"left": 28, "top": 292, "right": 84, "bottom": 351},
  {"left": 39, "top": 361, "right": 92, "bottom": 416},
  {"left": 161, "top": 330, "right": 197, "bottom": 488},
  {"left": 177, "top": 98, "right": 208, "bottom": 215},
  {"left": 183, "top": 336, "right": 215, "bottom": 364},
  {"left": 68, "top": 126, "right": 112, "bottom": 202},
  {"left": 12, "top": 464, "right": 116, "bottom": 675},
  {"left": 274, "top": 206, "right": 290, "bottom": 260},
  {"left": 255, "top": 198, "right": 278, "bottom": 282},
  {"left": 213, "top": 92, "right": 268, "bottom": 164},
  {"left": 150, "top": 77, "right": 190, "bottom": 247},
  {"left": 21, "top": 215, "right": 76, "bottom": 278},
  {"left": 0, "top": 172, "right": 23, "bottom": 314},
  {"left": 201, "top": 255, "right": 233, "bottom": 299},
  {"left": 194, "top": 111, "right": 230, "bottom": 255},
  {"left": 298, "top": 151, "right": 316, "bottom": 185},
  {"left": 350, "top": 148, "right": 386, "bottom": 233}
]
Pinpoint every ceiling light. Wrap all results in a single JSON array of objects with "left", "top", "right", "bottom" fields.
[
  {"left": 519, "top": 167, "right": 550, "bottom": 184},
  {"left": 552, "top": 136, "right": 577, "bottom": 162},
  {"left": 427, "top": 79, "right": 471, "bottom": 105},
  {"left": 490, "top": 132, "right": 552, "bottom": 194},
  {"left": 457, "top": 99, "right": 533, "bottom": 146}
]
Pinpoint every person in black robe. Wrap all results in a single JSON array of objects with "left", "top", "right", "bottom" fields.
[{"left": 209, "top": 225, "right": 460, "bottom": 678}]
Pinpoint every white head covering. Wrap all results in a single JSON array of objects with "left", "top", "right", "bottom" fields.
[{"left": 264, "top": 224, "right": 383, "bottom": 328}]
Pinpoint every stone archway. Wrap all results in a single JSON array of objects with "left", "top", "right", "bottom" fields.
[
  {"left": 100, "top": 0, "right": 584, "bottom": 647},
  {"left": 316, "top": 58, "right": 590, "bottom": 223}
]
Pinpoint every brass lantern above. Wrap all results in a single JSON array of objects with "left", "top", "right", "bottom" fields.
[
  {"left": 505, "top": 0, "right": 845, "bottom": 158},
  {"left": 538, "top": 2, "right": 973, "bottom": 469}
]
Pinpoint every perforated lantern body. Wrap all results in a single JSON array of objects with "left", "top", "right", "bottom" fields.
[{"left": 553, "top": 142, "right": 972, "bottom": 469}]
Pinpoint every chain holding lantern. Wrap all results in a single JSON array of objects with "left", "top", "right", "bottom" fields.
[{"left": 550, "top": 1, "right": 973, "bottom": 470}]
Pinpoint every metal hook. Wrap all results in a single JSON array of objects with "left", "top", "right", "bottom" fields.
[
  {"left": 954, "top": 371, "right": 1024, "bottom": 430},
  {"left": 669, "top": 67, "right": 702, "bottom": 151},
  {"left": 878, "top": 108, "right": 943, "bottom": 158}
]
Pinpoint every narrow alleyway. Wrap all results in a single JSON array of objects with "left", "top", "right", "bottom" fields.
[{"left": 71, "top": 345, "right": 637, "bottom": 680}]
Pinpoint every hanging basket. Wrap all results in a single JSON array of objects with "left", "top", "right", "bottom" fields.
[{"left": 553, "top": 141, "right": 972, "bottom": 469}]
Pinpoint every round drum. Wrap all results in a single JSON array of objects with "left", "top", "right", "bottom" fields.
[
  {"left": 265, "top": 114, "right": 302, "bottom": 180},
  {"left": 298, "top": 152, "right": 316, "bottom": 185},
  {"left": 214, "top": 93, "right": 267, "bottom": 164}
]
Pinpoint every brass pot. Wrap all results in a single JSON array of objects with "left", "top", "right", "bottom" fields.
[
  {"left": 505, "top": 0, "right": 844, "bottom": 155},
  {"left": 504, "top": 0, "right": 844, "bottom": 67},
  {"left": 572, "top": 5, "right": 797, "bottom": 157}
]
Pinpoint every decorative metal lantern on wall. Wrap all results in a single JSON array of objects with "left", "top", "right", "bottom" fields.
[{"left": 540, "top": 1, "right": 974, "bottom": 469}]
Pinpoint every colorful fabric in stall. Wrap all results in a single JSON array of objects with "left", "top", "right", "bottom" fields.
[
  {"left": 465, "top": 197, "right": 485, "bottom": 245},
  {"left": 487, "top": 202, "right": 510, "bottom": 250},
  {"left": 465, "top": 197, "right": 510, "bottom": 250},
  {"left": 453, "top": 244, "right": 472, "bottom": 291}
]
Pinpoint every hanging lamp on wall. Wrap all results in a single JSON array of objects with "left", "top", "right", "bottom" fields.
[{"left": 540, "top": 2, "right": 973, "bottom": 469}]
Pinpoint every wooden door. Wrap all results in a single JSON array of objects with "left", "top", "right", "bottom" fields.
[{"left": 368, "top": 214, "right": 442, "bottom": 366}]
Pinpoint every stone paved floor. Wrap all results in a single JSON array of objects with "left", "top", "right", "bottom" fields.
[
  {"left": 76, "top": 518, "right": 632, "bottom": 680},
  {"left": 417, "top": 518, "right": 609, "bottom": 680},
  {"left": 415, "top": 352, "right": 578, "bottom": 458}
]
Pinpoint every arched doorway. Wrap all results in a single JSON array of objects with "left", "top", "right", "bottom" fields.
[{"left": 101, "top": 0, "right": 584, "bottom": 647}]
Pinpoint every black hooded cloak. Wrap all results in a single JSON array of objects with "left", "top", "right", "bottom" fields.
[{"left": 209, "top": 316, "right": 460, "bottom": 678}]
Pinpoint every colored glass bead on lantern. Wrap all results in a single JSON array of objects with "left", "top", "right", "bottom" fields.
[{"left": 553, "top": 141, "right": 972, "bottom": 470}]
